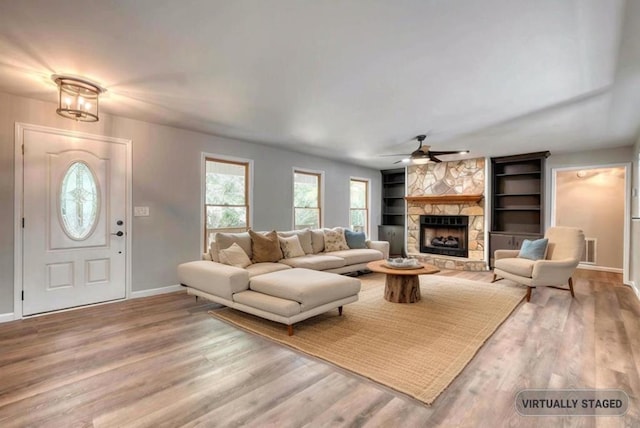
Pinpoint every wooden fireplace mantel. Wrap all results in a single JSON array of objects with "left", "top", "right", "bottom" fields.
[{"left": 404, "top": 194, "right": 484, "bottom": 204}]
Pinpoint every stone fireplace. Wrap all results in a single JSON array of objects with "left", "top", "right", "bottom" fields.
[{"left": 406, "top": 158, "right": 487, "bottom": 271}]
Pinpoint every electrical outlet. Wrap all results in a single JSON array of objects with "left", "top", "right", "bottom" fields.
[{"left": 134, "top": 206, "right": 150, "bottom": 217}]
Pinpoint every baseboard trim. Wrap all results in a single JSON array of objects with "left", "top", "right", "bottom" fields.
[
  {"left": 577, "top": 264, "right": 623, "bottom": 274},
  {"left": 0, "top": 312, "right": 16, "bottom": 323},
  {"left": 130, "top": 284, "right": 184, "bottom": 299},
  {"left": 628, "top": 281, "right": 639, "bottom": 300}
]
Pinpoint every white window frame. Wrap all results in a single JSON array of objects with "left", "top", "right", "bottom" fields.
[
  {"left": 201, "top": 153, "right": 254, "bottom": 253},
  {"left": 292, "top": 167, "right": 325, "bottom": 229},
  {"left": 349, "top": 176, "right": 370, "bottom": 236}
]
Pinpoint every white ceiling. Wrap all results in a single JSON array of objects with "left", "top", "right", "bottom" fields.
[{"left": 1, "top": 0, "right": 639, "bottom": 169}]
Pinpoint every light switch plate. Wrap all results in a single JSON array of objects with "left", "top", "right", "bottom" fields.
[{"left": 134, "top": 206, "right": 150, "bottom": 217}]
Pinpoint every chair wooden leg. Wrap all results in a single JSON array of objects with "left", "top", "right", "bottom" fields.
[
  {"left": 491, "top": 273, "right": 498, "bottom": 282},
  {"left": 338, "top": 306, "right": 343, "bottom": 316},
  {"left": 526, "top": 287, "right": 532, "bottom": 302},
  {"left": 287, "top": 324, "right": 294, "bottom": 336},
  {"left": 568, "top": 277, "right": 575, "bottom": 298}
]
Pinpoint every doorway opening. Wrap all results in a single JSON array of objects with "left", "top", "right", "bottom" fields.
[{"left": 552, "top": 164, "right": 628, "bottom": 275}]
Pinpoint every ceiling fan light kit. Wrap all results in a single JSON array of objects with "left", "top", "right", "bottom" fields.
[{"left": 391, "top": 134, "right": 470, "bottom": 165}]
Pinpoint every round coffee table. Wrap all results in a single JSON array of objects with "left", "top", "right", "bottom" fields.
[{"left": 366, "top": 259, "right": 440, "bottom": 303}]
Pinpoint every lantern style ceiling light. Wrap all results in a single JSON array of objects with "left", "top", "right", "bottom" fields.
[{"left": 52, "top": 75, "right": 105, "bottom": 122}]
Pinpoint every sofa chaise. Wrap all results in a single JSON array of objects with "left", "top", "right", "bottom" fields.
[{"left": 177, "top": 227, "right": 389, "bottom": 335}]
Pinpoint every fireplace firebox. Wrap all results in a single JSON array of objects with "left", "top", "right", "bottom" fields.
[{"left": 419, "top": 215, "right": 469, "bottom": 258}]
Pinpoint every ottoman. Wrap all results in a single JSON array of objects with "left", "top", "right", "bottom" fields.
[{"left": 232, "top": 268, "right": 361, "bottom": 335}]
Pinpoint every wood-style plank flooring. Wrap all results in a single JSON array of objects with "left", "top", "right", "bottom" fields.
[{"left": 0, "top": 269, "right": 638, "bottom": 427}]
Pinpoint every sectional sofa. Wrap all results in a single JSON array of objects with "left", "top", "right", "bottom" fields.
[{"left": 177, "top": 228, "right": 389, "bottom": 335}]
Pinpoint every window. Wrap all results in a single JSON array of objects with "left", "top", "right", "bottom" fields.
[
  {"left": 293, "top": 170, "right": 322, "bottom": 229},
  {"left": 204, "top": 157, "right": 250, "bottom": 251},
  {"left": 60, "top": 161, "right": 99, "bottom": 240},
  {"left": 350, "top": 178, "right": 369, "bottom": 235}
]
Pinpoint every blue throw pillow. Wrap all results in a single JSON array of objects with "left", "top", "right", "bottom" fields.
[
  {"left": 345, "top": 229, "right": 367, "bottom": 249},
  {"left": 517, "top": 238, "right": 549, "bottom": 261}
]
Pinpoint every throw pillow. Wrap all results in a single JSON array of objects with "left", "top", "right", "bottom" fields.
[
  {"left": 218, "top": 242, "right": 252, "bottom": 268},
  {"left": 344, "top": 229, "right": 367, "bottom": 249},
  {"left": 249, "top": 230, "right": 284, "bottom": 263},
  {"left": 518, "top": 238, "right": 549, "bottom": 261},
  {"left": 310, "top": 228, "right": 326, "bottom": 253},
  {"left": 209, "top": 241, "right": 219, "bottom": 262},
  {"left": 215, "top": 232, "right": 252, "bottom": 259},
  {"left": 323, "top": 227, "right": 350, "bottom": 252},
  {"left": 277, "top": 229, "right": 313, "bottom": 254},
  {"left": 279, "top": 235, "right": 306, "bottom": 259}
]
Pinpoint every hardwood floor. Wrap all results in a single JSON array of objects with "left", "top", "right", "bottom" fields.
[{"left": 0, "top": 269, "right": 637, "bottom": 427}]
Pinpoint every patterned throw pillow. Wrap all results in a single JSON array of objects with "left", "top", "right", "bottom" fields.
[
  {"left": 279, "top": 235, "right": 305, "bottom": 259},
  {"left": 218, "top": 242, "right": 252, "bottom": 268},
  {"left": 323, "top": 227, "right": 350, "bottom": 252},
  {"left": 249, "top": 230, "right": 284, "bottom": 263}
]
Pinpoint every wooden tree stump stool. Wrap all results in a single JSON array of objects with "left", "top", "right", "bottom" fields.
[
  {"left": 384, "top": 274, "right": 421, "bottom": 303},
  {"left": 366, "top": 259, "right": 440, "bottom": 304}
]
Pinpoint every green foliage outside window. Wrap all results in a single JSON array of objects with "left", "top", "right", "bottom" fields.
[
  {"left": 350, "top": 179, "right": 368, "bottom": 233},
  {"left": 294, "top": 172, "right": 320, "bottom": 229},
  {"left": 205, "top": 161, "right": 247, "bottom": 229}
]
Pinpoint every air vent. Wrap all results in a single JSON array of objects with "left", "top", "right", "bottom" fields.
[{"left": 580, "top": 238, "right": 596, "bottom": 264}]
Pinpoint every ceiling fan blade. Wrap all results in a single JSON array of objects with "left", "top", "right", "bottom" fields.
[
  {"left": 429, "top": 150, "right": 469, "bottom": 155},
  {"left": 429, "top": 156, "right": 443, "bottom": 163}
]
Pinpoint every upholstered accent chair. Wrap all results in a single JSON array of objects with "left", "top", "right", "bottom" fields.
[{"left": 492, "top": 227, "right": 585, "bottom": 302}]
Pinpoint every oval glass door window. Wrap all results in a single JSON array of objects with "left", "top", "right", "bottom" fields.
[{"left": 59, "top": 161, "right": 100, "bottom": 240}]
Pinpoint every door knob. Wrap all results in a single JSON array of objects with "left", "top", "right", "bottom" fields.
[{"left": 111, "top": 231, "right": 124, "bottom": 237}]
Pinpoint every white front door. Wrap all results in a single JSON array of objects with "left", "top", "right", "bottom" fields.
[{"left": 21, "top": 125, "right": 129, "bottom": 315}]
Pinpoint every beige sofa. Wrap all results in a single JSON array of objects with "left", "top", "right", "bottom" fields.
[{"left": 177, "top": 228, "right": 389, "bottom": 335}]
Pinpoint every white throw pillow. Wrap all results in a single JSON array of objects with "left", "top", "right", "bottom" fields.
[
  {"left": 279, "top": 235, "right": 306, "bottom": 259},
  {"left": 323, "top": 227, "right": 350, "bottom": 252},
  {"left": 218, "top": 242, "right": 252, "bottom": 268}
]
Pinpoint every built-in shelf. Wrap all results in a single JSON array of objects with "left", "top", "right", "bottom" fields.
[
  {"left": 381, "top": 168, "right": 406, "bottom": 256},
  {"left": 495, "top": 171, "right": 541, "bottom": 177},
  {"left": 404, "top": 194, "right": 484, "bottom": 204},
  {"left": 495, "top": 207, "right": 541, "bottom": 211},
  {"left": 489, "top": 151, "right": 550, "bottom": 267}
]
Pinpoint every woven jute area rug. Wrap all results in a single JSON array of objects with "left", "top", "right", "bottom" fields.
[{"left": 209, "top": 273, "right": 526, "bottom": 405}]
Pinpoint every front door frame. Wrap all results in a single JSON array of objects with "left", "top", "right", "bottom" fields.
[{"left": 14, "top": 123, "right": 132, "bottom": 319}]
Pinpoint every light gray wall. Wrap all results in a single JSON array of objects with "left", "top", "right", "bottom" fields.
[{"left": 0, "top": 92, "right": 382, "bottom": 315}]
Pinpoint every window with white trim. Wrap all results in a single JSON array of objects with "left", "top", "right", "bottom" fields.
[
  {"left": 293, "top": 170, "right": 322, "bottom": 229},
  {"left": 204, "top": 157, "right": 250, "bottom": 251},
  {"left": 349, "top": 178, "right": 369, "bottom": 235}
]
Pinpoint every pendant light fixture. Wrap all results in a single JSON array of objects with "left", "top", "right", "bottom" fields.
[{"left": 52, "top": 75, "right": 105, "bottom": 122}]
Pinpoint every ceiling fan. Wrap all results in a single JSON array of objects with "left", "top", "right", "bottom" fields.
[{"left": 383, "top": 134, "right": 469, "bottom": 164}]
